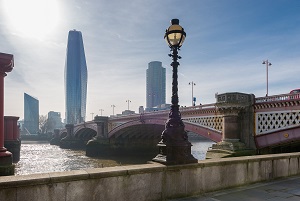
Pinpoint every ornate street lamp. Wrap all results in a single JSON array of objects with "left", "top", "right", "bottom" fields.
[{"left": 153, "top": 19, "right": 197, "bottom": 165}]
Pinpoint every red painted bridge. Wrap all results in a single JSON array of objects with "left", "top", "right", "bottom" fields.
[{"left": 55, "top": 92, "right": 300, "bottom": 153}]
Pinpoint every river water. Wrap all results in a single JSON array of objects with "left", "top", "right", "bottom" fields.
[{"left": 14, "top": 138, "right": 214, "bottom": 175}]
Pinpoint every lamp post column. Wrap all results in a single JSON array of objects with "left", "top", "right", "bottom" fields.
[
  {"left": 126, "top": 100, "right": 131, "bottom": 110},
  {"left": 153, "top": 19, "right": 197, "bottom": 165},
  {"left": 111, "top": 105, "right": 115, "bottom": 116},
  {"left": 0, "top": 52, "right": 14, "bottom": 175},
  {"left": 189, "top": 81, "right": 196, "bottom": 106},
  {"left": 262, "top": 60, "right": 272, "bottom": 96}
]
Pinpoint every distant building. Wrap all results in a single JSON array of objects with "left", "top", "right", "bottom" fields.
[
  {"left": 146, "top": 103, "right": 171, "bottom": 112},
  {"left": 139, "top": 106, "right": 144, "bottom": 114},
  {"left": 146, "top": 61, "right": 166, "bottom": 111},
  {"left": 24, "top": 93, "right": 39, "bottom": 134},
  {"left": 47, "top": 111, "right": 63, "bottom": 132},
  {"left": 121, "top": 110, "right": 135, "bottom": 115},
  {"left": 64, "top": 29, "right": 88, "bottom": 124}
]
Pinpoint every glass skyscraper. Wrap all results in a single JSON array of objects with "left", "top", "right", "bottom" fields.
[
  {"left": 24, "top": 93, "right": 39, "bottom": 134},
  {"left": 146, "top": 61, "right": 166, "bottom": 109},
  {"left": 64, "top": 30, "right": 87, "bottom": 124}
]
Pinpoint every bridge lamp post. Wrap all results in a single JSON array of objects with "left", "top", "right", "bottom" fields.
[
  {"left": 126, "top": 100, "right": 131, "bottom": 110},
  {"left": 262, "top": 60, "right": 272, "bottom": 97},
  {"left": 153, "top": 19, "right": 197, "bottom": 165},
  {"left": 99, "top": 109, "right": 104, "bottom": 116},
  {"left": 111, "top": 105, "right": 116, "bottom": 116},
  {"left": 189, "top": 81, "right": 196, "bottom": 106}
]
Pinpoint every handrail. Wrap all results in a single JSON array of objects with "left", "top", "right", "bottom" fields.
[
  {"left": 109, "top": 103, "right": 217, "bottom": 119},
  {"left": 255, "top": 93, "right": 300, "bottom": 103}
]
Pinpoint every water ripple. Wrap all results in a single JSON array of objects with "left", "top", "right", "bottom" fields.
[{"left": 15, "top": 140, "right": 213, "bottom": 175}]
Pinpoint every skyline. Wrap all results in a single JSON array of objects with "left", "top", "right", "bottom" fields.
[{"left": 1, "top": 0, "right": 300, "bottom": 120}]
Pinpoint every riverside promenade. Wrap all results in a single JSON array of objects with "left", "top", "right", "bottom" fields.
[{"left": 171, "top": 175, "right": 300, "bottom": 201}]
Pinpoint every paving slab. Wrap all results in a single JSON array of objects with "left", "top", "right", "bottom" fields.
[{"left": 169, "top": 176, "right": 300, "bottom": 201}]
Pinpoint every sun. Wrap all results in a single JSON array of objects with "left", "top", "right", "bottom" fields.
[{"left": 2, "top": 0, "right": 60, "bottom": 39}]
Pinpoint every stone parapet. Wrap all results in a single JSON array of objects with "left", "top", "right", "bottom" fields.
[
  {"left": 0, "top": 152, "right": 299, "bottom": 200},
  {"left": 216, "top": 92, "right": 254, "bottom": 106}
]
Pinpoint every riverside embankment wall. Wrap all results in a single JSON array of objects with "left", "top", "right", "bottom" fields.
[{"left": 0, "top": 152, "right": 300, "bottom": 201}]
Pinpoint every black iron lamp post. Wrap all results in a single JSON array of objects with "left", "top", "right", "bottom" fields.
[{"left": 153, "top": 19, "right": 197, "bottom": 165}]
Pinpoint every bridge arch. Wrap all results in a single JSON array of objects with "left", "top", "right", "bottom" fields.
[
  {"left": 58, "top": 122, "right": 97, "bottom": 140},
  {"left": 59, "top": 130, "right": 67, "bottom": 139},
  {"left": 183, "top": 122, "right": 221, "bottom": 142},
  {"left": 108, "top": 118, "right": 221, "bottom": 142},
  {"left": 74, "top": 127, "right": 97, "bottom": 141},
  {"left": 108, "top": 119, "right": 165, "bottom": 139},
  {"left": 72, "top": 122, "right": 97, "bottom": 140}
]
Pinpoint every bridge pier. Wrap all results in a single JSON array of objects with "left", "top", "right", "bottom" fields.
[
  {"left": 50, "top": 129, "right": 60, "bottom": 145},
  {"left": 0, "top": 53, "right": 14, "bottom": 176},
  {"left": 86, "top": 116, "right": 110, "bottom": 157},
  {"left": 207, "top": 92, "right": 256, "bottom": 158},
  {"left": 60, "top": 124, "right": 83, "bottom": 149},
  {"left": 4, "top": 116, "right": 21, "bottom": 163}
]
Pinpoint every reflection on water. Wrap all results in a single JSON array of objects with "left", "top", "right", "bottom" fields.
[
  {"left": 190, "top": 139, "right": 215, "bottom": 160},
  {"left": 15, "top": 138, "right": 214, "bottom": 175}
]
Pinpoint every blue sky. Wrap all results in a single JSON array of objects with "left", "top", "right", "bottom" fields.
[{"left": 1, "top": 0, "right": 300, "bottom": 120}]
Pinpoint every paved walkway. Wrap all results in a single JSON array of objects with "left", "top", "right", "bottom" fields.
[{"left": 170, "top": 176, "right": 300, "bottom": 201}]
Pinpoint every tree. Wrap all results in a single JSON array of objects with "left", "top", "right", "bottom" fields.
[
  {"left": 39, "top": 115, "right": 56, "bottom": 134},
  {"left": 39, "top": 115, "right": 48, "bottom": 134}
]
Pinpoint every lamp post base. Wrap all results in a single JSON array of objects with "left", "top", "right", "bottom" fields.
[
  {"left": 153, "top": 143, "right": 198, "bottom": 165},
  {"left": 152, "top": 125, "right": 198, "bottom": 165}
]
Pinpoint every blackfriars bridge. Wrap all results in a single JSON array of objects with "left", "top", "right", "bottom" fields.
[{"left": 51, "top": 92, "right": 300, "bottom": 157}]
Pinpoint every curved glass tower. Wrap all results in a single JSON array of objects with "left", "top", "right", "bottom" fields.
[{"left": 64, "top": 30, "right": 87, "bottom": 124}]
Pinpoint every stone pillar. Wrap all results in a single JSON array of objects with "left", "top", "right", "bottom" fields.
[
  {"left": 219, "top": 107, "right": 242, "bottom": 141},
  {"left": 94, "top": 116, "right": 108, "bottom": 139},
  {"left": 50, "top": 129, "right": 60, "bottom": 145},
  {"left": 4, "top": 116, "right": 21, "bottom": 163},
  {"left": 65, "top": 124, "right": 74, "bottom": 139},
  {"left": 60, "top": 124, "right": 81, "bottom": 149},
  {"left": 0, "top": 53, "right": 14, "bottom": 175},
  {"left": 86, "top": 116, "right": 110, "bottom": 157},
  {"left": 206, "top": 92, "right": 256, "bottom": 158}
]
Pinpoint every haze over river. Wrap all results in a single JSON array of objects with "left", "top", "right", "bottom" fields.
[{"left": 15, "top": 137, "right": 214, "bottom": 175}]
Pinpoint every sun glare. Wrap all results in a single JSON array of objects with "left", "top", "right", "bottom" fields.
[{"left": 3, "top": 0, "right": 60, "bottom": 39}]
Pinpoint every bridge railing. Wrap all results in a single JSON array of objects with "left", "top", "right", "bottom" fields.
[
  {"left": 108, "top": 103, "right": 217, "bottom": 120},
  {"left": 179, "top": 103, "right": 216, "bottom": 111},
  {"left": 255, "top": 93, "right": 300, "bottom": 103}
]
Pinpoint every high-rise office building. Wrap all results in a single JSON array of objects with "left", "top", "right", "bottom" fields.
[
  {"left": 24, "top": 93, "right": 39, "bottom": 134},
  {"left": 64, "top": 30, "right": 88, "bottom": 124},
  {"left": 48, "top": 111, "right": 63, "bottom": 132},
  {"left": 146, "top": 61, "right": 166, "bottom": 109}
]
